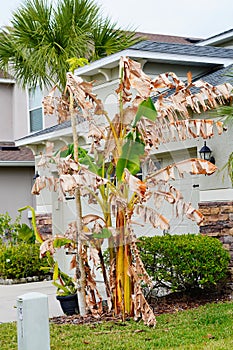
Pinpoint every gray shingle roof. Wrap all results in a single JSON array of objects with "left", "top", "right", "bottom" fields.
[
  {"left": 199, "top": 64, "right": 233, "bottom": 85},
  {"left": 0, "top": 142, "right": 34, "bottom": 162},
  {"left": 17, "top": 114, "right": 85, "bottom": 142},
  {"left": 151, "top": 64, "right": 233, "bottom": 102},
  {"left": 130, "top": 40, "right": 233, "bottom": 58},
  {"left": 17, "top": 120, "right": 72, "bottom": 141}
]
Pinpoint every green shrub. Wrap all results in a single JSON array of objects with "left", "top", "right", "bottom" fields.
[
  {"left": 137, "top": 234, "right": 230, "bottom": 293},
  {"left": 0, "top": 211, "right": 35, "bottom": 245},
  {"left": 0, "top": 212, "right": 21, "bottom": 244},
  {"left": 0, "top": 243, "right": 48, "bottom": 280}
]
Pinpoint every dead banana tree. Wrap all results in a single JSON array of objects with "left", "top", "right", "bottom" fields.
[{"left": 32, "top": 57, "right": 232, "bottom": 326}]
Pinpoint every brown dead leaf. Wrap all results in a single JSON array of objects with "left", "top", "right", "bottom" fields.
[
  {"left": 120, "top": 57, "right": 153, "bottom": 101},
  {"left": 187, "top": 71, "right": 192, "bottom": 85},
  {"left": 66, "top": 73, "right": 105, "bottom": 119},
  {"left": 135, "top": 205, "right": 170, "bottom": 231},
  {"left": 57, "top": 95, "right": 71, "bottom": 123},
  {"left": 59, "top": 174, "right": 77, "bottom": 195},
  {"left": 42, "top": 85, "right": 57, "bottom": 115},
  {"left": 147, "top": 159, "right": 217, "bottom": 187},
  {"left": 130, "top": 264, "right": 156, "bottom": 327},
  {"left": 70, "top": 255, "right": 77, "bottom": 270},
  {"left": 31, "top": 176, "right": 46, "bottom": 195},
  {"left": 131, "top": 241, "right": 153, "bottom": 287},
  {"left": 82, "top": 214, "right": 105, "bottom": 225},
  {"left": 39, "top": 235, "right": 67, "bottom": 257},
  {"left": 123, "top": 169, "right": 148, "bottom": 198}
]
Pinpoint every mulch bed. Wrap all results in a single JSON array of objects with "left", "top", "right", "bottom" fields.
[
  {"left": 50, "top": 288, "right": 232, "bottom": 325},
  {"left": 150, "top": 288, "right": 232, "bottom": 316}
]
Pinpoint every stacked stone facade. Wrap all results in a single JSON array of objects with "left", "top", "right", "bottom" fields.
[
  {"left": 36, "top": 213, "right": 52, "bottom": 239},
  {"left": 199, "top": 201, "right": 233, "bottom": 278}
]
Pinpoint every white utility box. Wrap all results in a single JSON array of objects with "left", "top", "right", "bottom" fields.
[{"left": 17, "top": 292, "right": 50, "bottom": 350}]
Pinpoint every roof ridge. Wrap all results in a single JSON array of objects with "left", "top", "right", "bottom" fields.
[
  {"left": 200, "top": 28, "right": 233, "bottom": 42},
  {"left": 130, "top": 40, "right": 233, "bottom": 58}
]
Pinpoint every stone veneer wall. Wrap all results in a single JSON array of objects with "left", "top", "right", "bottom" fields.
[
  {"left": 198, "top": 201, "right": 233, "bottom": 279},
  {"left": 36, "top": 213, "right": 52, "bottom": 240}
]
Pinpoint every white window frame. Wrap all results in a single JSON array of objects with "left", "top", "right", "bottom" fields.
[{"left": 27, "top": 85, "right": 44, "bottom": 133}]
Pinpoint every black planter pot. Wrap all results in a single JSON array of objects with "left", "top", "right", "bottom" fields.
[{"left": 56, "top": 293, "right": 79, "bottom": 316}]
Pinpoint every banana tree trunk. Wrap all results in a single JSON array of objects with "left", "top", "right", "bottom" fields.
[
  {"left": 115, "top": 210, "right": 132, "bottom": 316},
  {"left": 74, "top": 188, "right": 87, "bottom": 316},
  {"left": 70, "top": 93, "right": 86, "bottom": 316}
]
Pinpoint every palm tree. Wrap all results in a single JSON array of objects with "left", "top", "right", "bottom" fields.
[{"left": 0, "top": 0, "right": 139, "bottom": 91}]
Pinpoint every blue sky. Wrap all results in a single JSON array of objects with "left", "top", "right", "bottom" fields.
[{"left": 1, "top": 0, "right": 232, "bottom": 39}]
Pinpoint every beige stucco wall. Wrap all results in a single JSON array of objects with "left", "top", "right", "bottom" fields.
[{"left": 144, "top": 62, "right": 210, "bottom": 80}]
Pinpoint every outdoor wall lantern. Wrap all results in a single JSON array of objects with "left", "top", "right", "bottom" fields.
[
  {"left": 33, "top": 171, "right": 40, "bottom": 180},
  {"left": 199, "top": 141, "right": 215, "bottom": 164}
]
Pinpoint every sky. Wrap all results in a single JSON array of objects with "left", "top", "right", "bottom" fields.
[{"left": 0, "top": 0, "right": 232, "bottom": 39}]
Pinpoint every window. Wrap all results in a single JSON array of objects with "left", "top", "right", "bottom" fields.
[
  {"left": 28, "top": 86, "right": 43, "bottom": 132},
  {"left": 147, "top": 157, "right": 162, "bottom": 174}
]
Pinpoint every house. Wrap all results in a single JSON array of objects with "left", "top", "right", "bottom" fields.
[
  {"left": 14, "top": 30, "right": 233, "bottom": 273},
  {"left": 0, "top": 72, "right": 35, "bottom": 223}
]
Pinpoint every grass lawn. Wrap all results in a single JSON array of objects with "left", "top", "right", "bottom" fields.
[{"left": 0, "top": 301, "right": 232, "bottom": 350}]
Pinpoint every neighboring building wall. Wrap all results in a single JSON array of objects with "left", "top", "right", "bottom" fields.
[
  {"left": 199, "top": 201, "right": 233, "bottom": 279},
  {"left": 12, "top": 85, "right": 29, "bottom": 140},
  {"left": 0, "top": 81, "right": 36, "bottom": 225},
  {"left": 0, "top": 166, "right": 35, "bottom": 223},
  {"left": 12, "top": 84, "right": 57, "bottom": 140},
  {"left": 0, "top": 84, "right": 14, "bottom": 141},
  {"left": 0, "top": 82, "right": 30, "bottom": 142}
]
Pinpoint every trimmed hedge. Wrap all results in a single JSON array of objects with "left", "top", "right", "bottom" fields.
[
  {"left": 137, "top": 234, "right": 230, "bottom": 293},
  {"left": 0, "top": 242, "right": 48, "bottom": 280}
]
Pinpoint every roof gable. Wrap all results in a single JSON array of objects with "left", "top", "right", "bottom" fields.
[
  {"left": 75, "top": 40, "right": 233, "bottom": 77},
  {"left": 197, "top": 28, "right": 233, "bottom": 46}
]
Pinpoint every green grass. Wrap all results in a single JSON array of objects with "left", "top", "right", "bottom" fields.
[{"left": 0, "top": 301, "right": 232, "bottom": 350}]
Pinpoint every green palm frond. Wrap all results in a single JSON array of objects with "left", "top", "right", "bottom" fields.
[
  {"left": 0, "top": 0, "right": 141, "bottom": 90},
  {"left": 90, "top": 18, "right": 140, "bottom": 61},
  {"left": 215, "top": 105, "right": 233, "bottom": 125}
]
